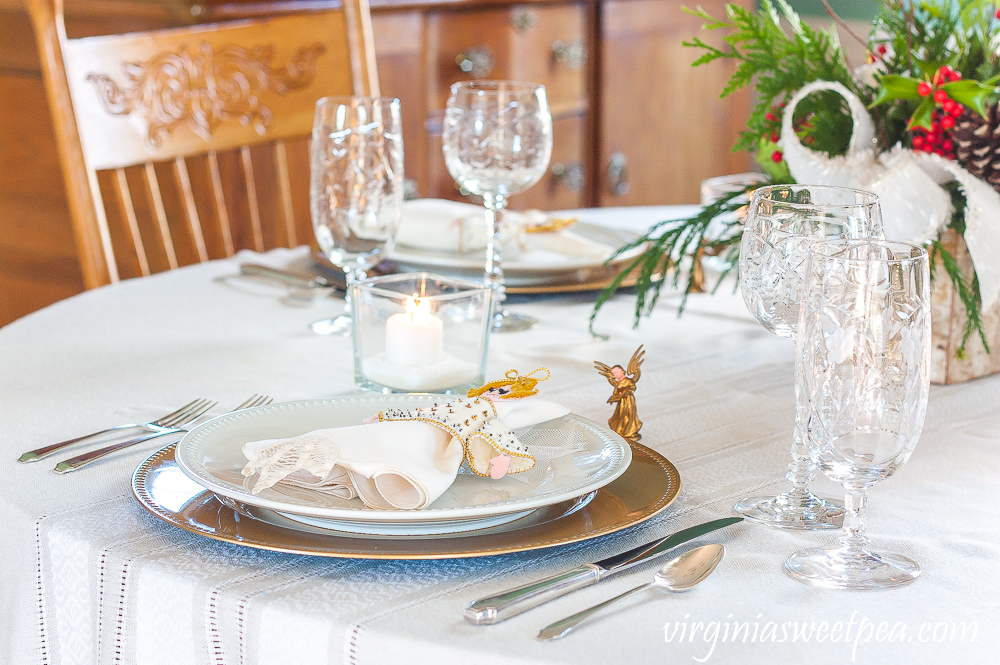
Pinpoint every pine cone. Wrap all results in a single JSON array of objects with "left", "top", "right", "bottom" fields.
[{"left": 954, "top": 102, "right": 1000, "bottom": 194}]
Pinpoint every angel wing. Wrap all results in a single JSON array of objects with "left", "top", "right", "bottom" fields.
[
  {"left": 593, "top": 361, "right": 618, "bottom": 386},
  {"left": 627, "top": 346, "right": 645, "bottom": 383}
]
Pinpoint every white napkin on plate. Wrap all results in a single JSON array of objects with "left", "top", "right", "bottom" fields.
[
  {"left": 393, "top": 198, "right": 614, "bottom": 262},
  {"left": 394, "top": 199, "right": 489, "bottom": 254},
  {"left": 242, "top": 421, "right": 463, "bottom": 510},
  {"left": 240, "top": 398, "right": 571, "bottom": 510}
]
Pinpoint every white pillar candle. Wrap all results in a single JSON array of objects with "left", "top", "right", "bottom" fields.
[{"left": 385, "top": 294, "right": 444, "bottom": 366}]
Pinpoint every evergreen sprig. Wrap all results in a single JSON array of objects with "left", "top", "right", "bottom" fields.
[
  {"left": 930, "top": 241, "right": 988, "bottom": 356},
  {"left": 589, "top": 185, "right": 755, "bottom": 337},
  {"left": 683, "top": 0, "right": 858, "bottom": 156},
  {"left": 929, "top": 181, "right": 989, "bottom": 355}
]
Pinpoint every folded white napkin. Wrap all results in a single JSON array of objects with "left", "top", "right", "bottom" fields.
[
  {"left": 394, "top": 199, "right": 489, "bottom": 254},
  {"left": 393, "top": 198, "right": 613, "bottom": 262},
  {"left": 242, "top": 421, "right": 463, "bottom": 510},
  {"left": 240, "top": 397, "right": 571, "bottom": 510}
]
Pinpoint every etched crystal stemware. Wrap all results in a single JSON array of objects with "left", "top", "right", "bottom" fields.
[
  {"left": 442, "top": 80, "right": 553, "bottom": 332},
  {"left": 310, "top": 96, "right": 404, "bottom": 334},
  {"left": 785, "top": 240, "right": 930, "bottom": 589},
  {"left": 736, "top": 185, "right": 883, "bottom": 530}
]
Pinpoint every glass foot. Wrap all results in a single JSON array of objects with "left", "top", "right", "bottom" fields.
[
  {"left": 492, "top": 310, "right": 537, "bottom": 333},
  {"left": 310, "top": 315, "right": 351, "bottom": 336},
  {"left": 734, "top": 490, "right": 844, "bottom": 530},
  {"left": 784, "top": 546, "right": 920, "bottom": 590}
]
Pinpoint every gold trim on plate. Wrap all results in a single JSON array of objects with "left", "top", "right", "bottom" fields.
[{"left": 132, "top": 442, "right": 681, "bottom": 559}]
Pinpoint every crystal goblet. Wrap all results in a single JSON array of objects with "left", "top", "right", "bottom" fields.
[
  {"left": 785, "top": 239, "right": 930, "bottom": 589},
  {"left": 736, "top": 184, "right": 883, "bottom": 530},
  {"left": 442, "top": 80, "right": 553, "bottom": 332},
  {"left": 310, "top": 96, "right": 404, "bottom": 335}
]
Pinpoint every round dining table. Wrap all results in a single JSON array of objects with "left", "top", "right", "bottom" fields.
[{"left": 2, "top": 206, "right": 997, "bottom": 665}]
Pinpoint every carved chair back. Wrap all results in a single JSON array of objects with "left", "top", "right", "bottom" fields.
[{"left": 26, "top": 0, "right": 379, "bottom": 288}]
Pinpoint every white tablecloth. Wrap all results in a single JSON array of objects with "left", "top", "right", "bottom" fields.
[{"left": 1, "top": 206, "right": 998, "bottom": 665}]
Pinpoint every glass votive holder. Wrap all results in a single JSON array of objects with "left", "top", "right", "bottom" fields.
[{"left": 351, "top": 272, "right": 493, "bottom": 394}]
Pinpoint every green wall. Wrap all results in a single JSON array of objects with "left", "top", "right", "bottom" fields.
[{"left": 786, "top": 0, "right": 881, "bottom": 21}]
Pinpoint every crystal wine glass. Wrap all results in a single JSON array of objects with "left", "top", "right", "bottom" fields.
[
  {"left": 442, "top": 80, "right": 553, "bottom": 332},
  {"left": 310, "top": 96, "right": 404, "bottom": 335},
  {"left": 736, "top": 185, "right": 884, "bottom": 530},
  {"left": 785, "top": 239, "right": 930, "bottom": 589}
]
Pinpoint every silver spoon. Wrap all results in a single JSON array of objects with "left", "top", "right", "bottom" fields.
[
  {"left": 537, "top": 543, "right": 725, "bottom": 641},
  {"left": 310, "top": 315, "right": 352, "bottom": 336}
]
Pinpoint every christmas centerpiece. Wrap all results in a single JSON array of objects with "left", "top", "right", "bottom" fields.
[{"left": 594, "top": 0, "right": 1000, "bottom": 383}]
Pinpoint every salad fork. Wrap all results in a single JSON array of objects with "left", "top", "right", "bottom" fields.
[
  {"left": 52, "top": 395, "right": 272, "bottom": 474},
  {"left": 18, "top": 398, "right": 212, "bottom": 463}
]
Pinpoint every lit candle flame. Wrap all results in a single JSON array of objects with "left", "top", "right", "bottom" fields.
[{"left": 405, "top": 293, "right": 430, "bottom": 321}]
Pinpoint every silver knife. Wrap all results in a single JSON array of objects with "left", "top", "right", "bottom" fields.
[
  {"left": 238, "top": 263, "right": 344, "bottom": 292},
  {"left": 464, "top": 516, "right": 742, "bottom": 625}
]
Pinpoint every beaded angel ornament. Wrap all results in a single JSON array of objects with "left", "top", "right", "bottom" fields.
[{"left": 376, "top": 368, "right": 550, "bottom": 479}]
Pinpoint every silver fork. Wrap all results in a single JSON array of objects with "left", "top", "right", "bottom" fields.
[
  {"left": 18, "top": 398, "right": 213, "bottom": 463},
  {"left": 52, "top": 395, "right": 272, "bottom": 474}
]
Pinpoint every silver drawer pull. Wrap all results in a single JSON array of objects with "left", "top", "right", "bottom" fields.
[{"left": 552, "top": 40, "right": 587, "bottom": 70}]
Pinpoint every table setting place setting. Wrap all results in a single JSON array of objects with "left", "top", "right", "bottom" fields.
[{"left": 3, "top": 77, "right": 998, "bottom": 665}]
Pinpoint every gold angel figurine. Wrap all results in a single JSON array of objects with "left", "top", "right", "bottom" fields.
[{"left": 595, "top": 346, "right": 644, "bottom": 440}]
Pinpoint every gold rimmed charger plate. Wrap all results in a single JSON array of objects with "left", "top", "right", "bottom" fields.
[{"left": 132, "top": 442, "right": 681, "bottom": 559}]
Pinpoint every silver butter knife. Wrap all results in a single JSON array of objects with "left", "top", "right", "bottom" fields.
[{"left": 464, "top": 516, "right": 742, "bottom": 625}]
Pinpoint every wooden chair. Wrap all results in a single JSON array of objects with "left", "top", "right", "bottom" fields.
[{"left": 26, "top": 0, "right": 380, "bottom": 288}]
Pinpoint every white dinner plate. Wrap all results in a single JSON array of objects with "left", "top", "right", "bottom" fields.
[
  {"left": 174, "top": 395, "right": 631, "bottom": 531},
  {"left": 386, "top": 221, "right": 644, "bottom": 276}
]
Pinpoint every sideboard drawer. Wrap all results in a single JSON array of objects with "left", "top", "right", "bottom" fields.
[
  {"left": 516, "top": 113, "right": 586, "bottom": 211},
  {"left": 426, "top": 3, "right": 587, "bottom": 111},
  {"left": 507, "top": 3, "right": 587, "bottom": 114}
]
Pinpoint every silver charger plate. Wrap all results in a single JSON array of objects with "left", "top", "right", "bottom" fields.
[
  {"left": 132, "top": 442, "right": 679, "bottom": 558},
  {"left": 174, "top": 395, "right": 632, "bottom": 534}
]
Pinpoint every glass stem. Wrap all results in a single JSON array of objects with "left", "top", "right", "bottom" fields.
[
  {"left": 786, "top": 416, "right": 817, "bottom": 497},
  {"left": 343, "top": 266, "right": 368, "bottom": 312},
  {"left": 837, "top": 486, "right": 870, "bottom": 555},
  {"left": 482, "top": 192, "right": 508, "bottom": 328}
]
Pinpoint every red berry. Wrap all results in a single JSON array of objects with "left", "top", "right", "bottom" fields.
[
  {"left": 922, "top": 143, "right": 934, "bottom": 152},
  {"left": 770, "top": 131, "right": 779, "bottom": 142},
  {"left": 765, "top": 112, "right": 778, "bottom": 122},
  {"left": 995, "top": 8, "right": 1000, "bottom": 18},
  {"left": 771, "top": 150, "right": 783, "bottom": 163},
  {"left": 877, "top": 45, "right": 888, "bottom": 55},
  {"left": 950, "top": 71, "right": 962, "bottom": 81},
  {"left": 950, "top": 104, "right": 963, "bottom": 117},
  {"left": 941, "top": 115, "right": 955, "bottom": 130},
  {"left": 942, "top": 139, "right": 954, "bottom": 151},
  {"left": 918, "top": 82, "right": 932, "bottom": 96},
  {"left": 913, "top": 136, "right": 925, "bottom": 149},
  {"left": 934, "top": 89, "right": 948, "bottom": 103},
  {"left": 946, "top": 152, "right": 956, "bottom": 160},
  {"left": 942, "top": 99, "right": 955, "bottom": 113}
]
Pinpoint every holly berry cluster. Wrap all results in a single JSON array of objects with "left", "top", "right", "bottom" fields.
[
  {"left": 910, "top": 65, "right": 964, "bottom": 159},
  {"left": 762, "top": 101, "right": 816, "bottom": 164}
]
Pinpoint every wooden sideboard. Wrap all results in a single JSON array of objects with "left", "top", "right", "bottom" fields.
[{"left": 0, "top": 0, "right": 750, "bottom": 325}]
